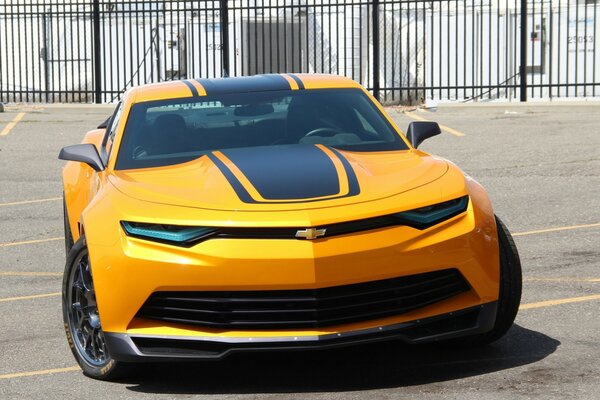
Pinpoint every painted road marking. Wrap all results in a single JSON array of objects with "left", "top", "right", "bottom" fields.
[
  {"left": 513, "top": 222, "right": 600, "bottom": 237},
  {"left": 0, "top": 290, "right": 597, "bottom": 308},
  {"left": 0, "top": 366, "right": 79, "bottom": 380},
  {"left": 0, "top": 237, "right": 63, "bottom": 247},
  {"left": 0, "top": 271, "right": 594, "bottom": 282},
  {"left": 520, "top": 294, "right": 600, "bottom": 310},
  {"left": 403, "top": 111, "right": 466, "bottom": 137},
  {"left": 525, "top": 277, "right": 600, "bottom": 283},
  {"left": 1, "top": 290, "right": 589, "bottom": 309},
  {"left": 0, "top": 221, "right": 599, "bottom": 248},
  {"left": 0, "top": 292, "right": 60, "bottom": 303},
  {"left": 0, "top": 197, "right": 62, "bottom": 207},
  {"left": 0, "top": 292, "right": 597, "bottom": 380},
  {"left": 2, "top": 271, "right": 596, "bottom": 282},
  {"left": 0, "top": 112, "right": 26, "bottom": 136},
  {"left": 0, "top": 271, "right": 62, "bottom": 277}
]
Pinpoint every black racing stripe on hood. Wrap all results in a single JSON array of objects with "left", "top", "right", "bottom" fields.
[
  {"left": 220, "top": 145, "right": 340, "bottom": 200},
  {"left": 329, "top": 147, "right": 360, "bottom": 196},
  {"left": 206, "top": 153, "right": 254, "bottom": 203},
  {"left": 208, "top": 145, "right": 361, "bottom": 204},
  {"left": 195, "top": 75, "right": 291, "bottom": 95}
]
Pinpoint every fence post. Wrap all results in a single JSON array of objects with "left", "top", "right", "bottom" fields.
[
  {"left": 372, "top": 0, "right": 380, "bottom": 101},
  {"left": 92, "top": 0, "right": 102, "bottom": 103},
  {"left": 220, "top": 1, "right": 230, "bottom": 77},
  {"left": 42, "top": 10, "right": 50, "bottom": 103},
  {"left": 519, "top": 0, "right": 527, "bottom": 102}
]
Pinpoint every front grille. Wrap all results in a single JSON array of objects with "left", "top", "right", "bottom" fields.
[{"left": 136, "top": 269, "right": 469, "bottom": 330}]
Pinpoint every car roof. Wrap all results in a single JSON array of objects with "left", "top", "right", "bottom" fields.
[{"left": 128, "top": 74, "right": 363, "bottom": 104}]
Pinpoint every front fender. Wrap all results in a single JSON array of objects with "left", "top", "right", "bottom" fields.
[{"left": 62, "top": 129, "right": 105, "bottom": 240}]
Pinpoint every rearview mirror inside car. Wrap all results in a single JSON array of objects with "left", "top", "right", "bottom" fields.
[
  {"left": 406, "top": 121, "right": 442, "bottom": 148},
  {"left": 58, "top": 144, "right": 105, "bottom": 172}
]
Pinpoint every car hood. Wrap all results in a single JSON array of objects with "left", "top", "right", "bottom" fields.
[{"left": 109, "top": 145, "right": 449, "bottom": 212}]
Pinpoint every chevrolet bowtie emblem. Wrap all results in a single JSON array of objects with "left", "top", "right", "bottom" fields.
[{"left": 295, "top": 228, "right": 327, "bottom": 240}]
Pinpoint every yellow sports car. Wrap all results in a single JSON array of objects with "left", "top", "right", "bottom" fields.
[{"left": 59, "top": 74, "right": 521, "bottom": 380}]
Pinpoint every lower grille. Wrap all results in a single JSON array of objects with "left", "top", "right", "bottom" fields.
[
  {"left": 130, "top": 306, "right": 484, "bottom": 358},
  {"left": 136, "top": 269, "right": 469, "bottom": 330}
]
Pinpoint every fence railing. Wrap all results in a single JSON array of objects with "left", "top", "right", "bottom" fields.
[{"left": 1, "top": 1, "right": 599, "bottom": 104}]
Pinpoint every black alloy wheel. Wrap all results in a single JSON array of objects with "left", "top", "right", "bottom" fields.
[{"left": 63, "top": 237, "right": 129, "bottom": 380}]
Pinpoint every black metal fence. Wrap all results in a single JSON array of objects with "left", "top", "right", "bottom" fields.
[{"left": 1, "top": 1, "right": 599, "bottom": 104}]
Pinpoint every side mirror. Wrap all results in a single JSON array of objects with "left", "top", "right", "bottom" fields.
[
  {"left": 97, "top": 116, "right": 111, "bottom": 129},
  {"left": 58, "top": 144, "right": 105, "bottom": 172},
  {"left": 406, "top": 121, "right": 442, "bottom": 148}
]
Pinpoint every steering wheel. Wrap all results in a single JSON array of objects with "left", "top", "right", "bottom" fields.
[{"left": 304, "top": 127, "right": 342, "bottom": 137}]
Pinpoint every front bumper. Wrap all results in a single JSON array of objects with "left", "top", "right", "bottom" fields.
[
  {"left": 88, "top": 202, "right": 500, "bottom": 334},
  {"left": 86, "top": 176, "right": 500, "bottom": 352},
  {"left": 105, "top": 302, "right": 497, "bottom": 361}
]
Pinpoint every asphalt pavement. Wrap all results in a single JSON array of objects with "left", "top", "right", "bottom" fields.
[{"left": 0, "top": 101, "right": 599, "bottom": 399}]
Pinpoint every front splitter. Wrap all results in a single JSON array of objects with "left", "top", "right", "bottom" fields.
[{"left": 104, "top": 302, "right": 497, "bottom": 362}]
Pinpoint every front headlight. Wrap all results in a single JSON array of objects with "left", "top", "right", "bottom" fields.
[
  {"left": 394, "top": 195, "right": 469, "bottom": 229},
  {"left": 121, "top": 221, "right": 218, "bottom": 247}
]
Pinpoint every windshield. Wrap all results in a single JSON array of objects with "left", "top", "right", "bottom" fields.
[{"left": 115, "top": 88, "right": 407, "bottom": 170}]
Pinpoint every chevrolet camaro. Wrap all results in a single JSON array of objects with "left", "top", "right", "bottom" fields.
[{"left": 59, "top": 74, "right": 521, "bottom": 380}]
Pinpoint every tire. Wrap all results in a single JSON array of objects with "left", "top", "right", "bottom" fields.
[
  {"left": 62, "top": 237, "right": 131, "bottom": 380},
  {"left": 63, "top": 196, "right": 74, "bottom": 256},
  {"left": 461, "top": 215, "right": 523, "bottom": 345}
]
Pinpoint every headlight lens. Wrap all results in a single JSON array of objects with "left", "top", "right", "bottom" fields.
[
  {"left": 121, "top": 221, "right": 217, "bottom": 246},
  {"left": 394, "top": 195, "right": 469, "bottom": 229}
]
